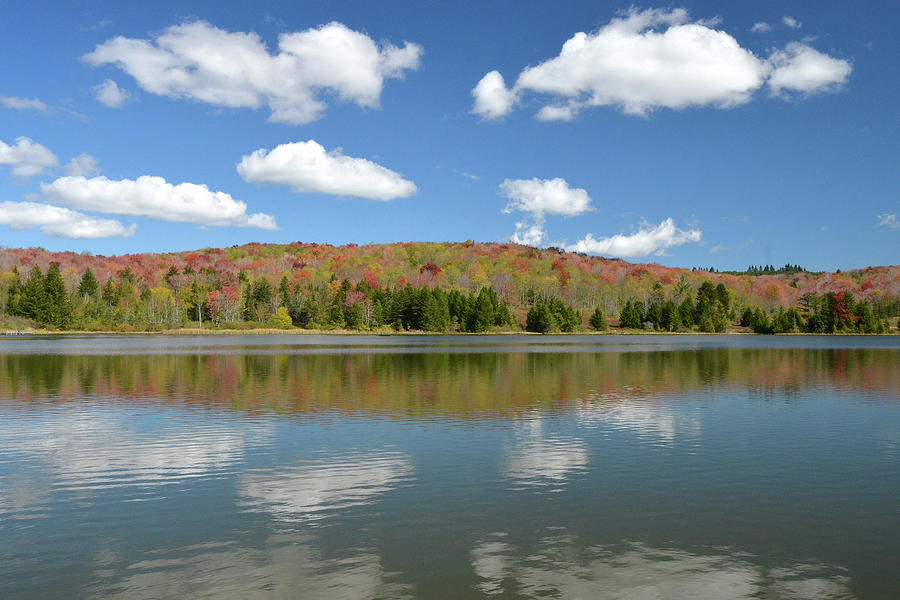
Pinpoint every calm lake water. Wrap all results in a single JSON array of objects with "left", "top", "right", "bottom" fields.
[{"left": 1, "top": 334, "right": 898, "bottom": 599}]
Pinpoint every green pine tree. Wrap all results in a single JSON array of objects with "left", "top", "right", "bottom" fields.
[
  {"left": 526, "top": 302, "right": 555, "bottom": 333},
  {"left": 589, "top": 307, "right": 608, "bottom": 331},
  {"left": 19, "top": 266, "right": 46, "bottom": 321},
  {"left": 43, "top": 263, "right": 71, "bottom": 329},
  {"left": 78, "top": 268, "right": 99, "bottom": 299}
]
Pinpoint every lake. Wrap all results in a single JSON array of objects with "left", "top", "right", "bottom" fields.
[{"left": 1, "top": 334, "right": 898, "bottom": 599}]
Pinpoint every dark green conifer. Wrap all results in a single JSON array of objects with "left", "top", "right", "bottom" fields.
[
  {"left": 589, "top": 307, "right": 608, "bottom": 331},
  {"left": 78, "top": 268, "right": 99, "bottom": 299}
]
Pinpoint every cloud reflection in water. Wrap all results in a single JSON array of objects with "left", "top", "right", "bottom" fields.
[
  {"left": 88, "top": 535, "right": 411, "bottom": 599},
  {"left": 239, "top": 451, "right": 414, "bottom": 521},
  {"left": 471, "top": 535, "right": 855, "bottom": 599},
  {"left": 503, "top": 418, "right": 588, "bottom": 489},
  {"left": 576, "top": 392, "right": 701, "bottom": 443},
  {"left": 0, "top": 408, "right": 253, "bottom": 493}
]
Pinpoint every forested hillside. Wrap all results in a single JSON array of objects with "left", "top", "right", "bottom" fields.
[{"left": 1, "top": 241, "right": 897, "bottom": 333}]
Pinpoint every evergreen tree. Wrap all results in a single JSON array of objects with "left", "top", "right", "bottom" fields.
[
  {"left": 715, "top": 283, "right": 730, "bottom": 317},
  {"left": 419, "top": 291, "right": 444, "bottom": 332},
  {"left": 18, "top": 266, "right": 46, "bottom": 321},
  {"left": 43, "top": 263, "right": 71, "bottom": 329},
  {"left": 740, "top": 307, "right": 754, "bottom": 327},
  {"left": 343, "top": 302, "right": 364, "bottom": 329},
  {"left": 278, "top": 276, "right": 291, "bottom": 308},
  {"left": 432, "top": 288, "right": 452, "bottom": 330},
  {"left": 6, "top": 266, "right": 22, "bottom": 316},
  {"left": 546, "top": 297, "right": 580, "bottom": 332},
  {"left": 297, "top": 293, "right": 323, "bottom": 328},
  {"left": 101, "top": 278, "right": 119, "bottom": 306},
  {"left": 678, "top": 297, "right": 695, "bottom": 329},
  {"left": 749, "top": 308, "right": 773, "bottom": 334},
  {"left": 78, "top": 268, "right": 99, "bottom": 299},
  {"left": 773, "top": 308, "right": 800, "bottom": 333},
  {"left": 619, "top": 300, "right": 643, "bottom": 329},
  {"left": 447, "top": 290, "right": 468, "bottom": 331},
  {"left": 853, "top": 301, "right": 877, "bottom": 333},
  {"left": 468, "top": 287, "right": 498, "bottom": 332},
  {"left": 495, "top": 300, "right": 515, "bottom": 329},
  {"left": 589, "top": 307, "right": 608, "bottom": 331},
  {"left": 526, "top": 302, "right": 555, "bottom": 333},
  {"left": 669, "top": 308, "right": 683, "bottom": 332}
]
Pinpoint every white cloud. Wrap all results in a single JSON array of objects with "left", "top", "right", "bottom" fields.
[
  {"left": 473, "top": 8, "right": 851, "bottom": 120},
  {"left": 500, "top": 177, "right": 592, "bottom": 247},
  {"left": 782, "top": 15, "right": 802, "bottom": 29},
  {"left": 83, "top": 20, "right": 422, "bottom": 124},
  {"left": 567, "top": 218, "right": 702, "bottom": 257},
  {"left": 93, "top": 79, "right": 130, "bottom": 107},
  {"left": 0, "top": 96, "right": 48, "bottom": 111},
  {"left": 0, "top": 137, "right": 59, "bottom": 177},
  {"left": 471, "top": 70, "right": 517, "bottom": 119},
  {"left": 535, "top": 104, "right": 579, "bottom": 122},
  {"left": 0, "top": 201, "right": 136, "bottom": 238},
  {"left": 41, "top": 175, "right": 277, "bottom": 229},
  {"left": 500, "top": 177, "right": 593, "bottom": 217},
  {"left": 237, "top": 140, "right": 416, "bottom": 200},
  {"left": 750, "top": 22, "right": 772, "bottom": 33},
  {"left": 768, "top": 43, "right": 852, "bottom": 95},
  {"left": 876, "top": 214, "right": 898, "bottom": 229},
  {"left": 65, "top": 153, "right": 100, "bottom": 176},
  {"left": 478, "top": 8, "right": 769, "bottom": 119},
  {"left": 511, "top": 220, "right": 546, "bottom": 246}
]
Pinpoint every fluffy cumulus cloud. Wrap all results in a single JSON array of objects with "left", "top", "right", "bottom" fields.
[
  {"left": 472, "top": 8, "right": 851, "bottom": 120},
  {"left": 500, "top": 177, "right": 593, "bottom": 217},
  {"left": 471, "top": 71, "right": 517, "bottom": 120},
  {"left": 41, "top": 175, "right": 277, "bottom": 229},
  {"left": 64, "top": 153, "right": 100, "bottom": 176},
  {"left": 0, "top": 96, "right": 48, "bottom": 111},
  {"left": 510, "top": 222, "right": 547, "bottom": 247},
  {"left": 93, "top": 79, "right": 130, "bottom": 107},
  {"left": 499, "top": 177, "right": 593, "bottom": 246},
  {"left": 782, "top": 15, "right": 802, "bottom": 29},
  {"left": 566, "top": 218, "right": 702, "bottom": 257},
  {"left": 768, "top": 43, "right": 852, "bottom": 96},
  {"left": 750, "top": 22, "right": 772, "bottom": 33},
  {"left": 237, "top": 140, "right": 416, "bottom": 200},
  {"left": 0, "top": 137, "right": 59, "bottom": 177},
  {"left": 0, "top": 201, "right": 135, "bottom": 238},
  {"left": 83, "top": 20, "right": 422, "bottom": 124}
]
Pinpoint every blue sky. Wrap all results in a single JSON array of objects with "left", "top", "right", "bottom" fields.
[{"left": 0, "top": 0, "right": 896, "bottom": 270}]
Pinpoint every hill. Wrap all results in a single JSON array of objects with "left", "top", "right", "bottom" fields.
[{"left": 1, "top": 241, "right": 898, "bottom": 333}]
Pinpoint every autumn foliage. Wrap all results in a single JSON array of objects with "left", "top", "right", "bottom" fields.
[{"left": 0, "top": 241, "right": 897, "bottom": 332}]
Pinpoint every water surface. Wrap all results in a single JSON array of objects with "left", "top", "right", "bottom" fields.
[{"left": 1, "top": 335, "right": 898, "bottom": 598}]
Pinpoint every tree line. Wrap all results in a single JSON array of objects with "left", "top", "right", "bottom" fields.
[
  {"left": 2, "top": 263, "right": 897, "bottom": 334},
  {"left": 3, "top": 264, "right": 516, "bottom": 333},
  {"left": 740, "top": 290, "right": 889, "bottom": 333}
]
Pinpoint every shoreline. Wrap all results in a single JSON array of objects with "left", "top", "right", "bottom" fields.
[{"left": 1, "top": 327, "right": 895, "bottom": 337}]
